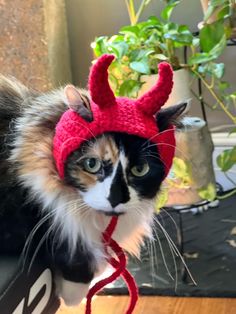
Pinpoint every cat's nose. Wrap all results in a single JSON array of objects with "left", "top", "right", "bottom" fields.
[
  {"left": 108, "top": 163, "right": 130, "bottom": 208},
  {"left": 108, "top": 187, "right": 130, "bottom": 208}
]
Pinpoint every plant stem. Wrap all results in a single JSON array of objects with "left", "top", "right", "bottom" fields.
[
  {"left": 135, "top": 0, "right": 152, "bottom": 24},
  {"left": 192, "top": 70, "right": 236, "bottom": 124},
  {"left": 125, "top": 0, "right": 152, "bottom": 25},
  {"left": 190, "top": 88, "right": 213, "bottom": 109},
  {"left": 218, "top": 188, "right": 236, "bottom": 199},
  {"left": 125, "top": 0, "right": 136, "bottom": 25}
]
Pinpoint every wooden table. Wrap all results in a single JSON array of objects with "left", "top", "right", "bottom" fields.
[{"left": 57, "top": 296, "right": 236, "bottom": 314}]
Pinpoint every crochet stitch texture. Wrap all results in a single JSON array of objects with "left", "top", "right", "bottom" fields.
[{"left": 53, "top": 54, "right": 175, "bottom": 178}]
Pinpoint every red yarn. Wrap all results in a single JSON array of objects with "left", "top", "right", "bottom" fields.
[{"left": 85, "top": 217, "right": 138, "bottom": 314}]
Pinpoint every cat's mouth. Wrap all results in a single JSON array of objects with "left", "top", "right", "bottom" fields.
[{"left": 97, "top": 210, "right": 125, "bottom": 217}]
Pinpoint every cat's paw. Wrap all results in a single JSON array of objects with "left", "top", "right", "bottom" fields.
[{"left": 59, "top": 279, "right": 90, "bottom": 306}]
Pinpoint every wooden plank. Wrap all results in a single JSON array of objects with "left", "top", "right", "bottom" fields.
[{"left": 57, "top": 296, "right": 236, "bottom": 314}]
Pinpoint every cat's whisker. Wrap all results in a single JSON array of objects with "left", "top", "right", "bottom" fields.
[
  {"left": 71, "top": 120, "right": 98, "bottom": 144},
  {"left": 151, "top": 226, "right": 174, "bottom": 281},
  {"left": 21, "top": 199, "right": 90, "bottom": 268},
  {"left": 158, "top": 209, "right": 179, "bottom": 239},
  {"left": 141, "top": 128, "right": 176, "bottom": 149},
  {"left": 153, "top": 215, "right": 179, "bottom": 289},
  {"left": 144, "top": 142, "right": 201, "bottom": 178},
  {"left": 20, "top": 211, "right": 54, "bottom": 269},
  {"left": 36, "top": 202, "right": 90, "bottom": 263},
  {"left": 153, "top": 217, "right": 179, "bottom": 257},
  {"left": 153, "top": 217, "right": 196, "bottom": 285},
  {"left": 27, "top": 202, "right": 82, "bottom": 273},
  {"left": 27, "top": 227, "right": 52, "bottom": 274},
  {"left": 142, "top": 152, "right": 169, "bottom": 171},
  {"left": 133, "top": 204, "right": 175, "bottom": 282}
]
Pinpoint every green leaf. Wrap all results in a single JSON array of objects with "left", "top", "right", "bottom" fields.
[
  {"left": 130, "top": 60, "right": 150, "bottom": 74},
  {"left": 212, "top": 63, "right": 225, "bottom": 78},
  {"left": 200, "top": 21, "right": 225, "bottom": 53},
  {"left": 120, "top": 25, "right": 139, "bottom": 37},
  {"left": 210, "top": 0, "right": 226, "bottom": 6},
  {"left": 210, "top": 34, "right": 226, "bottom": 58},
  {"left": 229, "top": 128, "right": 236, "bottom": 136},
  {"left": 189, "top": 35, "right": 226, "bottom": 65},
  {"left": 108, "top": 42, "right": 128, "bottom": 58},
  {"left": 154, "top": 54, "right": 169, "bottom": 60},
  {"left": 218, "top": 81, "right": 230, "bottom": 91},
  {"left": 230, "top": 147, "right": 236, "bottom": 163},
  {"left": 155, "top": 188, "right": 169, "bottom": 212},
  {"left": 119, "top": 80, "right": 141, "bottom": 98},
  {"left": 108, "top": 74, "right": 119, "bottom": 95},
  {"left": 130, "top": 49, "right": 155, "bottom": 61},
  {"left": 217, "top": 148, "right": 235, "bottom": 172},
  {"left": 198, "top": 183, "right": 216, "bottom": 201},
  {"left": 165, "top": 22, "right": 178, "bottom": 31},
  {"left": 161, "top": 1, "right": 180, "bottom": 21},
  {"left": 217, "top": 4, "right": 231, "bottom": 20},
  {"left": 106, "top": 45, "right": 120, "bottom": 58},
  {"left": 199, "top": 63, "right": 225, "bottom": 79},
  {"left": 91, "top": 36, "right": 109, "bottom": 57},
  {"left": 164, "top": 32, "right": 193, "bottom": 46},
  {"left": 147, "top": 16, "right": 161, "bottom": 25},
  {"left": 192, "top": 37, "right": 200, "bottom": 47},
  {"left": 188, "top": 52, "right": 215, "bottom": 65}
]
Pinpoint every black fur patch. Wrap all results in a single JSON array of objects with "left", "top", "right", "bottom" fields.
[
  {"left": 108, "top": 161, "right": 130, "bottom": 208},
  {"left": 112, "top": 133, "right": 165, "bottom": 199},
  {"left": 102, "top": 160, "right": 113, "bottom": 178}
]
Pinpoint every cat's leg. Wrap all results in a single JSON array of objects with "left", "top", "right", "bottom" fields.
[
  {"left": 51, "top": 240, "right": 96, "bottom": 306},
  {"left": 57, "top": 277, "right": 90, "bottom": 306}
]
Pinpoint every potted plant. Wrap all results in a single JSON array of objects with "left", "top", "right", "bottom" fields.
[
  {"left": 91, "top": 0, "right": 193, "bottom": 105},
  {"left": 91, "top": 0, "right": 235, "bottom": 206}
]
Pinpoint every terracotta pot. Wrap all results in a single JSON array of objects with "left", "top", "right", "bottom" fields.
[{"left": 139, "top": 68, "right": 191, "bottom": 108}]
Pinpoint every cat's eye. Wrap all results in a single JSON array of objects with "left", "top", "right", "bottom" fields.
[
  {"left": 83, "top": 158, "right": 102, "bottom": 174},
  {"left": 131, "top": 162, "right": 150, "bottom": 177}
]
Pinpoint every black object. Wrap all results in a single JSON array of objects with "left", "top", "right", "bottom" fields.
[
  {"left": 104, "top": 195, "right": 236, "bottom": 297},
  {"left": 0, "top": 258, "right": 60, "bottom": 314}
]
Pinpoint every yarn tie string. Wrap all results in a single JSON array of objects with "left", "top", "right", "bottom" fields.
[{"left": 85, "top": 216, "right": 138, "bottom": 314}]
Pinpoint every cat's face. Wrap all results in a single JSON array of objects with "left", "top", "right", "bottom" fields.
[{"left": 64, "top": 133, "right": 165, "bottom": 216}]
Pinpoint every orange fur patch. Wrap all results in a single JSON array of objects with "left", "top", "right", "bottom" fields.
[{"left": 73, "top": 135, "right": 119, "bottom": 189}]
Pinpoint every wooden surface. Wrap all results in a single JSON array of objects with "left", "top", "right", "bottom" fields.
[{"left": 57, "top": 296, "right": 236, "bottom": 314}]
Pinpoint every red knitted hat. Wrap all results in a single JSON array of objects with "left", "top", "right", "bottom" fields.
[{"left": 53, "top": 54, "right": 175, "bottom": 179}]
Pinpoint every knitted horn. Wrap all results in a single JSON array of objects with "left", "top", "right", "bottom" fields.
[
  {"left": 136, "top": 62, "right": 173, "bottom": 116},
  {"left": 88, "top": 54, "right": 116, "bottom": 108}
]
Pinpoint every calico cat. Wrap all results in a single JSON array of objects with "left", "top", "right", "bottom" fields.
[{"left": 0, "top": 69, "right": 186, "bottom": 306}]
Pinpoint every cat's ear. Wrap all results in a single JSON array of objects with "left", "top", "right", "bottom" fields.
[
  {"left": 64, "top": 85, "right": 93, "bottom": 122},
  {"left": 156, "top": 102, "right": 189, "bottom": 132}
]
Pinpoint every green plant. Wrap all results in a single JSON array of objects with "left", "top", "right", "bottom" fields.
[
  {"left": 216, "top": 136, "right": 236, "bottom": 198},
  {"left": 91, "top": 0, "right": 236, "bottom": 200},
  {"left": 91, "top": 1, "right": 194, "bottom": 97},
  {"left": 198, "top": 0, "right": 236, "bottom": 198},
  {"left": 203, "top": 0, "right": 235, "bottom": 24},
  {"left": 125, "top": 0, "right": 153, "bottom": 26}
]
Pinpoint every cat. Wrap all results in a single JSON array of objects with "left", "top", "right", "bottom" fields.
[{"left": 0, "top": 74, "right": 186, "bottom": 306}]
